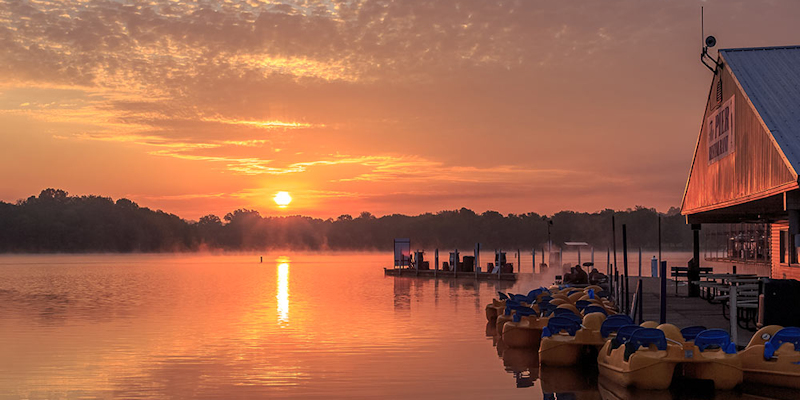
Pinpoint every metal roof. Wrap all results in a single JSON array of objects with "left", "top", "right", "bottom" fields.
[{"left": 720, "top": 46, "right": 800, "bottom": 172}]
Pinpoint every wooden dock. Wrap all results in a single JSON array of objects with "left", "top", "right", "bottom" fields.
[{"left": 383, "top": 268, "right": 518, "bottom": 281}]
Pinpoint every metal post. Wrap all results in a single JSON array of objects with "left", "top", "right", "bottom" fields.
[
  {"left": 660, "top": 260, "right": 667, "bottom": 324},
  {"left": 435, "top": 249, "right": 439, "bottom": 278},
  {"left": 578, "top": 246, "right": 581, "bottom": 266},
  {"left": 532, "top": 249, "right": 535, "bottom": 273},
  {"left": 591, "top": 246, "right": 594, "bottom": 265},
  {"left": 623, "top": 224, "right": 629, "bottom": 314},
  {"left": 730, "top": 283, "right": 738, "bottom": 345},
  {"left": 606, "top": 248, "right": 610, "bottom": 276},
  {"left": 517, "top": 249, "right": 521, "bottom": 273}
]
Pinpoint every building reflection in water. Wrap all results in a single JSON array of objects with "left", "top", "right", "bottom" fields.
[{"left": 277, "top": 259, "right": 290, "bottom": 323}]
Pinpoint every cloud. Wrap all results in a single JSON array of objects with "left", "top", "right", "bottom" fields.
[{"left": 5, "top": 0, "right": 798, "bottom": 218}]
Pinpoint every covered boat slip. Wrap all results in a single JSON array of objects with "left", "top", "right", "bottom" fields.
[{"left": 682, "top": 46, "right": 800, "bottom": 286}]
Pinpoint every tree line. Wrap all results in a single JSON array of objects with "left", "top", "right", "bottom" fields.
[{"left": 0, "top": 189, "right": 692, "bottom": 253}]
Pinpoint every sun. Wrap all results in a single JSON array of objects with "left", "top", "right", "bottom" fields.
[{"left": 274, "top": 191, "right": 292, "bottom": 208}]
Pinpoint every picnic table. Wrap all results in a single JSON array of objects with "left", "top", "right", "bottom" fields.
[{"left": 691, "top": 273, "right": 764, "bottom": 332}]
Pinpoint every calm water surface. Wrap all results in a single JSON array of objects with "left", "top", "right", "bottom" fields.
[{"left": 0, "top": 253, "right": 787, "bottom": 399}]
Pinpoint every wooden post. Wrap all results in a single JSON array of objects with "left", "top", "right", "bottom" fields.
[
  {"left": 542, "top": 248, "right": 545, "bottom": 268},
  {"left": 474, "top": 244, "right": 479, "bottom": 279},
  {"left": 612, "top": 215, "right": 618, "bottom": 301},
  {"left": 476, "top": 243, "right": 480, "bottom": 275},
  {"left": 454, "top": 249, "right": 458, "bottom": 278},
  {"left": 690, "top": 224, "right": 701, "bottom": 297},
  {"left": 638, "top": 247, "right": 642, "bottom": 277},
  {"left": 435, "top": 249, "right": 439, "bottom": 278},
  {"left": 623, "top": 224, "right": 629, "bottom": 314},
  {"left": 730, "top": 283, "right": 738, "bottom": 345},
  {"left": 660, "top": 260, "right": 667, "bottom": 324},
  {"left": 637, "top": 279, "right": 644, "bottom": 324},
  {"left": 658, "top": 216, "right": 662, "bottom": 284}
]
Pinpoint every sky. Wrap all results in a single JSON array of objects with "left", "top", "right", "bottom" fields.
[{"left": 2, "top": 0, "right": 799, "bottom": 220}]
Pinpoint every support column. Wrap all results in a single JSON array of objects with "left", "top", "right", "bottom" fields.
[{"left": 689, "top": 224, "right": 701, "bottom": 297}]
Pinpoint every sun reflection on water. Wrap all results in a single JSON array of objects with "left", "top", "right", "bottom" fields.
[{"left": 277, "top": 259, "right": 290, "bottom": 323}]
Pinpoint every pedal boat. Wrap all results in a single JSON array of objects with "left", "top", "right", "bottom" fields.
[
  {"left": 485, "top": 298, "right": 506, "bottom": 321},
  {"left": 540, "top": 313, "right": 634, "bottom": 367},
  {"left": 739, "top": 326, "right": 800, "bottom": 388},
  {"left": 598, "top": 326, "right": 742, "bottom": 390},
  {"left": 502, "top": 308, "right": 550, "bottom": 348}
]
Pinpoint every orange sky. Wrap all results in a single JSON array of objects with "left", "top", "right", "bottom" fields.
[{"left": 2, "top": 0, "right": 799, "bottom": 220}]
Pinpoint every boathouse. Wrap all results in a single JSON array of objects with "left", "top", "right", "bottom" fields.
[{"left": 681, "top": 45, "right": 800, "bottom": 282}]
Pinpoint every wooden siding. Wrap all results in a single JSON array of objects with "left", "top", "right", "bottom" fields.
[
  {"left": 682, "top": 63, "right": 796, "bottom": 215},
  {"left": 770, "top": 219, "right": 800, "bottom": 279}
]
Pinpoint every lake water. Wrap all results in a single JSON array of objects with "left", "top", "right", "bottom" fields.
[{"left": 0, "top": 253, "right": 788, "bottom": 399}]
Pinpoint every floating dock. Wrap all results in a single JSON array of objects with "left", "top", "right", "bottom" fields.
[{"left": 383, "top": 268, "right": 517, "bottom": 281}]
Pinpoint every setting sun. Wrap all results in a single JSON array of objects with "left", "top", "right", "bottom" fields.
[{"left": 274, "top": 191, "right": 292, "bottom": 208}]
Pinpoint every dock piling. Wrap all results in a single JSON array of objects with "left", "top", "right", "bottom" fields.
[
  {"left": 638, "top": 247, "right": 642, "bottom": 277},
  {"left": 730, "top": 284, "right": 738, "bottom": 345},
  {"left": 660, "top": 260, "right": 667, "bottom": 324},
  {"left": 622, "top": 224, "right": 629, "bottom": 315},
  {"left": 474, "top": 244, "right": 479, "bottom": 279},
  {"left": 435, "top": 249, "right": 438, "bottom": 278}
]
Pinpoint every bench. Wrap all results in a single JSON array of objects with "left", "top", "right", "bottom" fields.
[{"left": 670, "top": 266, "right": 713, "bottom": 294}]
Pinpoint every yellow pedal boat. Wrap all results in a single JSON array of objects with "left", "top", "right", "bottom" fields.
[
  {"left": 540, "top": 313, "right": 634, "bottom": 367},
  {"left": 597, "top": 326, "right": 742, "bottom": 390},
  {"left": 739, "top": 325, "right": 800, "bottom": 388}
]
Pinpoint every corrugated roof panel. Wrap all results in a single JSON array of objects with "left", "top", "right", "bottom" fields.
[{"left": 721, "top": 46, "right": 800, "bottom": 174}]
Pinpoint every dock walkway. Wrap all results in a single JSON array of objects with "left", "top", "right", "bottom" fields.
[{"left": 632, "top": 277, "right": 754, "bottom": 346}]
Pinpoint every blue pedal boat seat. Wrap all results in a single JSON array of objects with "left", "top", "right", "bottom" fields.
[
  {"left": 538, "top": 302, "right": 557, "bottom": 316},
  {"left": 601, "top": 315, "right": 634, "bottom": 338},
  {"left": 575, "top": 300, "right": 591, "bottom": 310},
  {"left": 695, "top": 329, "right": 737, "bottom": 354},
  {"left": 624, "top": 328, "right": 667, "bottom": 361},
  {"left": 553, "top": 307, "right": 578, "bottom": 317},
  {"left": 511, "top": 307, "right": 538, "bottom": 323},
  {"left": 583, "top": 305, "right": 608, "bottom": 316},
  {"left": 680, "top": 325, "right": 707, "bottom": 342},
  {"left": 764, "top": 327, "right": 800, "bottom": 359},
  {"left": 611, "top": 324, "right": 642, "bottom": 350},
  {"left": 542, "top": 316, "right": 581, "bottom": 337}
]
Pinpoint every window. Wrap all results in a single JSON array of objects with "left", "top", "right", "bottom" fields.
[
  {"left": 703, "top": 223, "right": 770, "bottom": 264},
  {"left": 780, "top": 230, "right": 786, "bottom": 264}
]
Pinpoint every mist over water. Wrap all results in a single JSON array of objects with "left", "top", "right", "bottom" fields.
[{"left": 0, "top": 252, "right": 782, "bottom": 399}]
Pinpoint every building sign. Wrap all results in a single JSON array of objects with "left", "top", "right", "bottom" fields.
[{"left": 707, "top": 96, "right": 735, "bottom": 165}]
